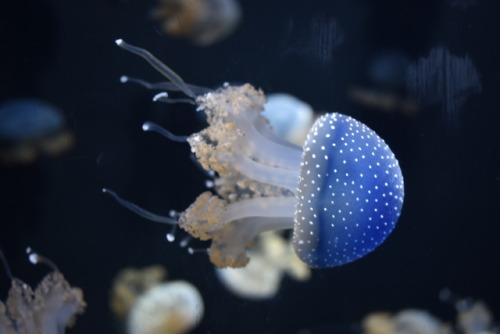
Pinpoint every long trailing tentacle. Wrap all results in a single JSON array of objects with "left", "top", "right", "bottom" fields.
[
  {"left": 102, "top": 188, "right": 177, "bottom": 225},
  {"left": 115, "top": 39, "right": 197, "bottom": 99},
  {"left": 142, "top": 121, "right": 189, "bottom": 143},
  {"left": 120, "top": 76, "right": 211, "bottom": 96}
]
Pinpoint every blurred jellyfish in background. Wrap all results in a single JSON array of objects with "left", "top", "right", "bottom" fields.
[
  {"left": 0, "top": 249, "right": 86, "bottom": 334},
  {"left": 362, "top": 310, "right": 445, "bottom": 334},
  {"left": 152, "top": 0, "right": 242, "bottom": 46},
  {"left": 457, "top": 302, "right": 494, "bottom": 334},
  {"left": 215, "top": 231, "right": 311, "bottom": 300},
  {"left": 262, "top": 93, "right": 315, "bottom": 146},
  {"left": 349, "top": 50, "right": 418, "bottom": 116},
  {"left": 110, "top": 265, "right": 204, "bottom": 334},
  {"left": 440, "top": 289, "right": 496, "bottom": 334},
  {"left": 0, "top": 98, "right": 74, "bottom": 165},
  {"left": 361, "top": 291, "right": 497, "bottom": 334},
  {"left": 406, "top": 47, "right": 481, "bottom": 130},
  {"left": 110, "top": 265, "right": 168, "bottom": 320}
]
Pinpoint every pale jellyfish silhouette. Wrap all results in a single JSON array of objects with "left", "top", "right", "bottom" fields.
[
  {"left": 363, "top": 310, "right": 445, "bottom": 334},
  {"left": 362, "top": 293, "right": 496, "bottom": 334},
  {"left": 215, "top": 231, "right": 311, "bottom": 300},
  {"left": 457, "top": 302, "right": 493, "bottom": 334},
  {"left": 128, "top": 281, "right": 203, "bottom": 334},
  {"left": 152, "top": 0, "right": 241, "bottom": 46},
  {"left": 441, "top": 289, "right": 495, "bottom": 334},
  {"left": 110, "top": 265, "right": 168, "bottom": 319},
  {"left": 262, "top": 93, "right": 315, "bottom": 146},
  {"left": 110, "top": 265, "right": 203, "bottom": 334},
  {"left": 105, "top": 39, "right": 404, "bottom": 269}
]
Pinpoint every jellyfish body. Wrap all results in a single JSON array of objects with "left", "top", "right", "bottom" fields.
[
  {"left": 128, "top": 281, "right": 204, "bottom": 334},
  {"left": 262, "top": 93, "right": 315, "bottom": 146},
  {"left": 110, "top": 265, "right": 168, "bottom": 319},
  {"left": 215, "top": 231, "right": 310, "bottom": 300},
  {"left": 108, "top": 40, "right": 404, "bottom": 269},
  {"left": 110, "top": 265, "right": 204, "bottom": 334},
  {"left": 0, "top": 98, "right": 74, "bottom": 165},
  {"left": 152, "top": 0, "right": 242, "bottom": 46},
  {"left": 0, "top": 98, "right": 64, "bottom": 141},
  {"left": 0, "top": 251, "right": 86, "bottom": 334},
  {"left": 295, "top": 113, "right": 404, "bottom": 267}
]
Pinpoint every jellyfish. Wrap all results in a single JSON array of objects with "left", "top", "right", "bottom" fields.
[
  {"left": 110, "top": 265, "right": 204, "bottom": 334},
  {"left": 216, "top": 231, "right": 310, "bottom": 300},
  {"left": 152, "top": 0, "right": 242, "bottom": 46},
  {"left": 262, "top": 93, "right": 315, "bottom": 146},
  {"left": 361, "top": 299, "right": 497, "bottom": 334},
  {"left": 104, "top": 39, "right": 404, "bottom": 269},
  {"left": 110, "top": 265, "right": 168, "bottom": 319},
  {"left": 0, "top": 98, "right": 74, "bottom": 165},
  {"left": 362, "top": 310, "right": 445, "bottom": 334},
  {"left": 440, "top": 289, "right": 495, "bottom": 334},
  {"left": 457, "top": 302, "right": 494, "bottom": 334},
  {"left": 0, "top": 249, "right": 86, "bottom": 334}
]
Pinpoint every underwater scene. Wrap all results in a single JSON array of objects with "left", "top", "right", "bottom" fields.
[{"left": 1, "top": 0, "right": 499, "bottom": 333}]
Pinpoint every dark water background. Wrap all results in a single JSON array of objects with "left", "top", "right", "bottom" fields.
[{"left": 1, "top": 0, "right": 499, "bottom": 333}]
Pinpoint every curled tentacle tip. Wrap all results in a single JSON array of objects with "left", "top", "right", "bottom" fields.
[
  {"left": 115, "top": 39, "right": 124, "bottom": 46},
  {"left": 120, "top": 76, "right": 129, "bottom": 83},
  {"left": 102, "top": 188, "right": 109, "bottom": 194},
  {"left": 153, "top": 92, "right": 168, "bottom": 102},
  {"left": 142, "top": 122, "right": 152, "bottom": 131},
  {"left": 166, "top": 234, "right": 175, "bottom": 242}
]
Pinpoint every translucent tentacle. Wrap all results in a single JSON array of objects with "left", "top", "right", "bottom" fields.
[
  {"left": 115, "top": 39, "right": 196, "bottom": 98},
  {"left": 120, "top": 75, "right": 211, "bottom": 96},
  {"left": 142, "top": 121, "right": 188, "bottom": 143},
  {"left": 102, "top": 188, "right": 176, "bottom": 225}
]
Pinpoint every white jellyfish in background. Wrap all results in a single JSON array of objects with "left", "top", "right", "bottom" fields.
[
  {"left": 362, "top": 310, "right": 445, "bottom": 334},
  {"left": 440, "top": 289, "right": 495, "bottom": 334},
  {"left": 128, "top": 281, "right": 204, "bottom": 334},
  {"left": 0, "top": 249, "right": 86, "bottom": 334},
  {"left": 216, "top": 231, "right": 311, "bottom": 300},
  {"left": 361, "top": 294, "right": 497, "bottom": 334},
  {"left": 110, "top": 265, "right": 168, "bottom": 319},
  {"left": 110, "top": 265, "right": 204, "bottom": 334},
  {"left": 262, "top": 94, "right": 315, "bottom": 147}
]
